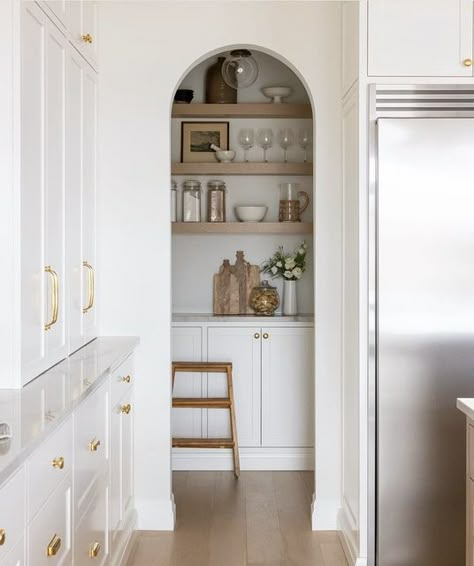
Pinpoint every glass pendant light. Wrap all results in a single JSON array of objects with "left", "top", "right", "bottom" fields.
[{"left": 221, "top": 49, "right": 259, "bottom": 89}]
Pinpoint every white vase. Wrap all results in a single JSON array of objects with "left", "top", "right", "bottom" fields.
[{"left": 282, "top": 280, "right": 298, "bottom": 315}]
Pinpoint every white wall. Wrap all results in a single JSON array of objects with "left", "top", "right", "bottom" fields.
[{"left": 98, "top": 0, "right": 342, "bottom": 530}]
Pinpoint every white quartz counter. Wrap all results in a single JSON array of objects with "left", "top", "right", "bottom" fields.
[
  {"left": 457, "top": 398, "right": 474, "bottom": 421},
  {"left": 173, "top": 313, "right": 314, "bottom": 325},
  {"left": 0, "top": 336, "right": 138, "bottom": 487}
]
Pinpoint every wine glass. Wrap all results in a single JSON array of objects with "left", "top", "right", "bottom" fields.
[
  {"left": 256, "top": 128, "right": 274, "bottom": 163},
  {"left": 238, "top": 128, "right": 255, "bottom": 162},
  {"left": 298, "top": 128, "right": 313, "bottom": 163},
  {"left": 278, "top": 128, "right": 295, "bottom": 163}
]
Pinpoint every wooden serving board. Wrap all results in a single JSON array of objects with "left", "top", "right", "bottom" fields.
[{"left": 213, "top": 251, "right": 260, "bottom": 315}]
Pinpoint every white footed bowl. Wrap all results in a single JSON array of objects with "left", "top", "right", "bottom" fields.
[
  {"left": 215, "top": 150, "right": 236, "bottom": 163},
  {"left": 261, "top": 86, "right": 292, "bottom": 103},
  {"left": 235, "top": 206, "right": 268, "bottom": 222}
]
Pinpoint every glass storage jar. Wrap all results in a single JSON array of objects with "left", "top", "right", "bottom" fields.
[
  {"left": 171, "top": 180, "right": 177, "bottom": 222},
  {"left": 207, "top": 180, "right": 226, "bottom": 222},
  {"left": 182, "top": 180, "right": 202, "bottom": 222},
  {"left": 249, "top": 280, "right": 280, "bottom": 316}
]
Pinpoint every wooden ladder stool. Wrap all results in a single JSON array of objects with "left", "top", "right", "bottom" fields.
[{"left": 172, "top": 361, "right": 240, "bottom": 478}]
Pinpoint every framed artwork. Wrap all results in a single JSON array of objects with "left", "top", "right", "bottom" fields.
[{"left": 181, "top": 121, "right": 229, "bottom": 163}]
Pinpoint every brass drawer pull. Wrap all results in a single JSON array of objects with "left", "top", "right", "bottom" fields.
[
  {"left": 52, "top": 456, "right": 65, "bottom": 470},
  {"left": 0, "top": 528, "right": 5, "bottom": 546},
  {"left": 263, "top": 333, "right": 269, "bottom": 339},
  {"left": 121, "top": 375, "right": 131, "bottom": 383},
  {"left": 47, "top": 534, "right": 61, "bottom": 557},
  {"left": 81, "top": 33, "right": 93, "bottom": 44},
  {"left": 83, "top": 261, "right": 95, "bottom": 313},
  {"left": 89, "top": 541, "right": 101, "bottom": 558},
  {"left": 44, "top": 266, "right": 59, "bottom": 331},
  {"left": 254, "top": 332, "right": 260, "bottom": 339},
  {"left": 121, "top": 404, "right": 131, "bottom": 415},
  {"left": 464, "top": 58, "right": 473, "bottom": 67},
  {"left": 89, "top": 438, "right": 101, "bottom": 452}
]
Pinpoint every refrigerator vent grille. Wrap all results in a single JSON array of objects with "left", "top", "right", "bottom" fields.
[{"left": 375, "top": 88, "right": 474, "bottom": 115}]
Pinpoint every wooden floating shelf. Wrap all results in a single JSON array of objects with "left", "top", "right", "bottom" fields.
[
  {"left": 172, "top": 103, "right": 312, "bottom": 119},
  {"left": 172, "top": 222, "right": 313, "bottom": 235},
  {"left": 171, "top": 162, "right": 313, "bottom": 176}
]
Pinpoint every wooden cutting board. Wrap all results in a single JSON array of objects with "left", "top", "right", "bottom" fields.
[{"left": 213, "top": 251, "right": 260, "bottom": 315}]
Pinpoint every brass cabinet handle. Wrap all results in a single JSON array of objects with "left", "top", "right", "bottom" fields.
[
  {"left": 0, "top": 528, "right": 5, "bottom": 546},
  {"left": 47, "top": 534, "right": 61, "bottom": 557},
  {"left": 464, "top": 58, "right": 473, "bottom": 67},
  {"left": 121, "top": 375, "right": 131, "bottom": 384},
  {"left": 254, "top": 333, "right": 260, "bottom": 339},
  {"left": 81, "top": 33, "right": 93, "bottom": 44},
  {"left": 45, "top": 266, "right": 59, "bottom": 331},
  {"left": 52, "top": 456, "right": 65, "bottom": 470},
  {"left": 263, "top": 333, "right": 269, "bottom": 339},
  {"left": 83, "top": 261, "right": 95, "bottom": 313},
  {"left": 121, "top": 404, "right": 131, "bottom": 415},
  {"left": 89, "top": 542, "right": 101, "bottom": 558},
  {"left": 88, "top": 438, "right": 101, "bottom": 452}
]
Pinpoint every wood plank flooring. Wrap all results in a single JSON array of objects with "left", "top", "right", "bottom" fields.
[{"left": 128, "top": 471, "right": 348, "bottom": 566}]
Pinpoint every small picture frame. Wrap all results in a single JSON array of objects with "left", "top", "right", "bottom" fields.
[{"left": 181, "top": 121, "right": 229, "bottom": 163}]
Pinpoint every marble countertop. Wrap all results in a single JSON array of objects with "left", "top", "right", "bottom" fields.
[
  {"left": 173, "top": 313, "right": 314, "bottom": 324},
  {"left": 0, "top": 336, "right": 139, "bottom": 487},
  {"left": 457, "top": 398, "right": 474, "bottom": 420}
]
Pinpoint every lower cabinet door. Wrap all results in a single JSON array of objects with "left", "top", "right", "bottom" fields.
[
  {"left": 261, "top": 327, "right": 314, "bottom": 447},
  {"left": 28, "top": 477, "right": 72, "bottom": 566},
  {"left": 171, "top": 327, "right": 203, "bottom": 438},
  {"left": 74, "top": 479, "right": 108, "bottom": 566},
  {"left": 3, "top": 537, "right": 25, "bottom": 566},
  {"left": 207, "top": 327, "right": 261, "bottom": 446},
  {"left": 122, "top": 393, "right": 133, "bottom": 516}
]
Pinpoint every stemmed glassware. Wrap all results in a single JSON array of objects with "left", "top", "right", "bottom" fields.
[
  {"left": 278, "top": 128, "right": 295, "bottom": 163},
  {"left": 238, "top": 129, "right": 255, "bottom": 162},
  {"left": 298, "top": 128, "right": 313, "bottom": 163},
  {"left": 256, "top": 128, "right": 274, "bottom": 163}
]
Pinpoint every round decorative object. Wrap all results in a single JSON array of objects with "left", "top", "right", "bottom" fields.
[
  {"left": 261, "top": 86, "right": 292, "bottom": 103},
  {"left": 222, "top": 50, "right": 259, "bottom": 90},
  {"left": 205, "top": 57, "right": 237, "bottom": 104},
  {"left": 249, "top": 280, "right": 280, "bottom": 316}
]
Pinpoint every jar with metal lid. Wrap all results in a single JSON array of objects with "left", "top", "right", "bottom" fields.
[
  {"left": 182, "top": 180, "right": 202, "bottom": 222},
  {"left": 207, "top": 180, "right": 226, "bottom": 222},
  {"left": 171, "top": 180, "right": 177, "bottom": 222},
  {"left": 249, "top": 280, "right": 280, "bottom": 316}
]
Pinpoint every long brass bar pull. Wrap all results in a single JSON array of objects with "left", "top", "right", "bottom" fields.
[
  {"left": 45, "top": 266, "right": 59, "bottom": 331},
  {"left": 83, "top": 261, "right": 95, "bottom": 313}
]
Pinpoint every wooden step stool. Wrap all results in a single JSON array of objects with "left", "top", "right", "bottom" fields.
[{"left": 172, "top": 361, "right": 240, "bottom": 478}]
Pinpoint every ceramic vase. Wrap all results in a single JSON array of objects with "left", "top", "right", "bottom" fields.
[{"left": 282, "top": 280, "right": 297, "bottom": 315}]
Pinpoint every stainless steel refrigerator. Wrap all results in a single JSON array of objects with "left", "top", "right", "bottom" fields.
[{"left": 370, "top": 86, "right": 474, "bottom": 565}]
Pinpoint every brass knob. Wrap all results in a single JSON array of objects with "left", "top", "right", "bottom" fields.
[
  {"left": 121, "top": 404, "right": 131, "bottom": 414},
  {"left": 464, "top": 58, "right": 472, "bottom": 67},
  {"left": 47, "top": 534, "right": 61, "bottom": 557},
  {"left": 81, "top": 33, "right": 93, "bottom": 44},
  {"left": 0, "top": 528, "right": 5, "bottom": 546},
  {"left": 263, "top": 333, "right": 269, "bottom": 339},
  {"left": 89, "top": 542, "right": 101, "bottom": 558},
  {"left": 88, "top": 438, "right": 101, "bottom": 452},
  {"left": 52, "top": 456, "right": 65, "bottom": 470},
  {"left": 254, "top": 332, "right": 260, "bottom": 339},
  {"left": 121, "top": 375, "right": 131, "bottom": 383}
]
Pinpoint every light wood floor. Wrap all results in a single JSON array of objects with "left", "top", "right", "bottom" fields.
[{"left": 128, "top": 471, "right": 348, "bottom": 566}]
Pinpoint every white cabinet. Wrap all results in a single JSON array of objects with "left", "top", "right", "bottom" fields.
[
  {"left": 368, "top": 0, "right": 473, "bottom": 77},
  {"left": 0, "top": 469, "right": 25, "bottom": 562},
  {"left": 68, "top": 1, "right": 98, "bottom": 69},
  {"left": 3, "top": 538, "right": 26, "bottom": 566},
  {"left": 207, "top": 327, "right": 261, "bottom": 447},
  {"left": 20, "top": 2, "right": 67, "bottom": 385},
  {"left": 261, "top": 327, "right": 314, "bottom": 447},
  {"left": 171, "top": 327, "right": 203, "bottom": 438}
]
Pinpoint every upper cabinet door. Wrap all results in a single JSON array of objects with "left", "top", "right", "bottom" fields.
[
  {"left": 368, "top": 0, "right": 473, "bottom": 77},
  {"left": 41, "top": 1, "right": 68, "bottom": 29},
  {"left": 69, "top": 1, "right": 98, "bottom": 69}
]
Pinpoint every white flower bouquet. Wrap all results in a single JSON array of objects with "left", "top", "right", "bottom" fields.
[{"left": 262, "top": 242, "right": 308, "bottom": 281}]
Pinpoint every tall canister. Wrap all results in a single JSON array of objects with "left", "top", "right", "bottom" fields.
[
  {"left": 182, "top": 180, "right": 202, "bottom": 222},
  {"left": 207, "top": 180, "right": 226, "bottom": 222}
]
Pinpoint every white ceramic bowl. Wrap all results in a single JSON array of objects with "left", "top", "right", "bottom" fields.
[
  {"left": 215, "top": 150, "right": 236, "bottom": 163},
  {"left": 235, "top": 205, "right": 268, "bottom": 222},
  {"left": 261, "top": 86, "right": 292, "bottom": 103}
]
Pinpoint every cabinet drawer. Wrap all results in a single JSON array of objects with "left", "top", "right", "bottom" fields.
[
  {"left": 110, "top": 355, "right": 133, "bottom": 406},
  {"left": 28, "top": 477, "right": 71, "bottom": 566},
  {"left": 28, "top": 417, "right": 73, "bottom": 519},
  {"left": 0, "top": 468, "right": 25, "bottom": 561},
  {"left": 74, "top": 381, "right": 108, "bottom": 509},
  {"left": 74, "top": 479, "right": 108, "bottom": 566},
  {"left": 3, "top": 536, "right": 25, "bottom": 566}
]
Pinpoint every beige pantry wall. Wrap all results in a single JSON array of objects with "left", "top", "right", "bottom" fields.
[{"left": 97, "top": 0, "right": 343, "bottom": 530}]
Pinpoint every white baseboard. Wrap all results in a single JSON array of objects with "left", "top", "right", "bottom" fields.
[
  {"left": 337, "top": 505, "right": 366, "bottom": 566},
  {"left": 311, "top": 494, "right": 340, "bottom": 530},
  {"left": 135, "top": 495, "right": 176, "bottom": 530},
  {"left": 172, "top": 446, "right": 314, "bottom": 471}
]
